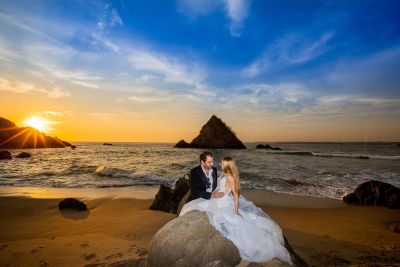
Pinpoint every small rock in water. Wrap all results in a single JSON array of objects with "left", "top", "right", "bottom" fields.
[
  {"left": 16, "top": 152, "right": 31, "bottom": 158},
  {"left": 256, "top": 144, "right": 282, "bottom": 150},
  {"left": 0, "top": 150, "right": 12, "bottom": 160}
]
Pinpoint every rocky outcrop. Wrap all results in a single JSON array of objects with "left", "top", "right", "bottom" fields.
[
  {"left": 16, "top": 152, "right": 31, "bottom": 158},
  {"left": 58, "top": 198, "right": 87, "bottom": 211},
  {"left": 148, "top": 210, "right": 307, "bottom": 267},
  {"left": 343, "top": 180, "right": 400, "bottom": 209},
  {"left": 0, "top": 117, "right": 71, "bottom": 149},
  {"left": 0, "top": 150, "right": 12, "bottom": 160},
  {"left": 150, "top": 176, "right": 190, "bottom": 214},
  {"left": 174, "top": 115, "right": 246, "bottom": 149},
  {"left": 256, "top": 144, "right": 282, "bottom": 150}
]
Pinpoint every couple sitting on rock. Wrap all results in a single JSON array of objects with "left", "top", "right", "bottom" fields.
[{"left": 179, "top": 151, "right": 293, "bottom": 264}]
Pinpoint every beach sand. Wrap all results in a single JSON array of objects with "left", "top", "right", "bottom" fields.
[{"left": 0, "top": 186, "right": 399, "bottom": 266}]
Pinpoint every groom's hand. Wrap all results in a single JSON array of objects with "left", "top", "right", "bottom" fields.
[{"left": 211, "top": 192, "right": 224, "bottom": 198}]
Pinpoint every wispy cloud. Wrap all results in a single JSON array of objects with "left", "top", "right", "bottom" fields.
[
  {"left": 242, "top": 32, "right": 335, "bottom": 77},
  {"left": 0, "top": 76, "right": 69, "bottom": 98},
  {"left": 224, "top": 0, "right": 251, "bottom": 37},
  {"left": 177, "top": 0, "right": 251, "bottom": 37}
]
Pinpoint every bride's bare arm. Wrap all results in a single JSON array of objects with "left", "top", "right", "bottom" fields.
[{"left": 227, "top": 175, "right": 240, "bottom": 215}]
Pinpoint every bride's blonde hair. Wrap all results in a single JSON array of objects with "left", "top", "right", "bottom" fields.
[{"left": 222, "top": 156, "right": 240, "bottom": 195}]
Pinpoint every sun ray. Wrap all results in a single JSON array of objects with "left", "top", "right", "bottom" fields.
[
  {"left": 20, "top": 128, "right": 34, "bottom": 148},
  {"left": 33, "top": 129, "right": 37, "bottom": 149},
  {"left": 38, "top": 131, "right": 47, "bottom": 148},
  {"left": 0, "top": 127, "right": 30, "bottom": 147}
]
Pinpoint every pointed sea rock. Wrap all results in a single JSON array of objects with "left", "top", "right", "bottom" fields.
[{"left": 175, "top": 115, "right": 246, "bottom": 149}]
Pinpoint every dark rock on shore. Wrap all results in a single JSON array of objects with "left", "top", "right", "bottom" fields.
[
  {"left": 0, "top": 150, "right": 12, "bottom": 160},
  {"left": 103, "top": 143, "right": 113, "bottom": 146},
  {"left": 149, "top": 176, "right": 190, "bottom": 214},
  {"left": 0, "top": 117, "right": 71, "bottom": 149},
  {"left": 388, "top": 221, "right": 400, "bottom": 234},
  {"left": 58, "top": 198, "right": 88, "bottom": 211},
  {"left": 71, "top": 145, "right": 77, "bottom": 149},
  {"left": 16, "top": 152, "right": 31, "bottom": 158},
  {"left": 148, "top": 210, "right": 307, "bottom": 267},
  {"left": 256, "top": 144, "right": 282, "bottom": 150},
  {"left": 343, "top": 180, "right": 400, "bottom": 209},
  {"left": 174, "top": 115, "right": 246, "bottom": 149}
]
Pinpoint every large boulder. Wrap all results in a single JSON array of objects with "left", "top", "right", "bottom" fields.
[
  {"left": 58, "top": 198, "right": 87, "bottom": 211},
  {"left": 0, "top": 117, "right": 71, "bottom": 149},
  {"left": 148, "top": 211, "right": 307, "bottom": 267},
  {"left": 150, "top": 176, "right": 190, "bottom": 214},
  {"left": 148, "top": 210, "right": 241, "bottom": 267},
  {"left": 343, "top": 180, "right": 400, "bottom": 209},
  {"left": 174, "top": 115, "right": 246, "bottom": 149},
  {"left": 0, "top": 150, "right": 12, "bottom": 160}
]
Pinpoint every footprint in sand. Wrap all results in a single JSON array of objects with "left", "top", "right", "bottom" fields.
[
  {"left": 136, "top": 248, "right": 148, "bottom": 257},
  {"left": 80, "top": 243, "right": 89, "bottom": 248},
  {"left": 81, "top": 253, "right": 96, "bottom": 261},
  {"left": 104, "top": 253, "right": 123, "bottom": 260},
  {"left": 31, "top": 246, "right": 44, "bottom": 254},
  {"left": 0, "top": 244, "right": 8, "bottom": 250},
  {"left": 39, "top": 260, "right": 48, "bottom": 267}
]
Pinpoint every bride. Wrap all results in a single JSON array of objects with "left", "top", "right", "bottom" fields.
[{"left": 179, "top": 156, "right": 293, "bottom": 264}]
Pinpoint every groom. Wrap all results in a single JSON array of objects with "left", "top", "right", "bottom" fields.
[{"left": 187, "top": 151, "right": 224, "bottom": 202}]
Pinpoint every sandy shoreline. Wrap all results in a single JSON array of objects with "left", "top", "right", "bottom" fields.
[{"left": 0, "top": 186, "right": 399, "bottom": 266}]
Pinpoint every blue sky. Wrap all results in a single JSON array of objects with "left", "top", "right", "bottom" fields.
[{"left": 0, "top": 0, "right": 399, "bottom": 141}]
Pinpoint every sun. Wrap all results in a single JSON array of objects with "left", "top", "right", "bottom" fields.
[{"left": 23, "top": 117, "right": 48, "bottom": 132}]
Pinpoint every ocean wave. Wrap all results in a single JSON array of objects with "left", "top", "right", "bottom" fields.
[
  {"left": 94, "top": 165, "right": 172, "bottom": 185},
  {"left": 240, "top": 179, "right": 350, "bottom": 200},
  {"left": 259, "top": 150, "right": 400, "bottom": 160}
]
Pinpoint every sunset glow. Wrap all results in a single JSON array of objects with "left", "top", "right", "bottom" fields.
[
  {"left": 23, "top": 117, "right": 48, "bottom": 132},
  {"left": 0, "top": 1, "right": 399, "bottom": 142}
]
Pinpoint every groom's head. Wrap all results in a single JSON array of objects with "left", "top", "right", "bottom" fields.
[{"left": 200, "top": 151, "right": 214, "bottom": 170}]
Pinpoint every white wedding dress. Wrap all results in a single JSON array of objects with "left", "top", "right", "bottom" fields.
[{"left": 179, "top": 175, "right": 292, "bottom": 264}]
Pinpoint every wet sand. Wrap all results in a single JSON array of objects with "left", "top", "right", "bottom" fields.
[{"left": 0, "top": 186, "right": 399, "bottom": 266}]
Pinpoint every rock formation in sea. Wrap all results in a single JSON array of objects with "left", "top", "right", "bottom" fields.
[
  {"left": 174, "top": 115, "right": 246, "bottom": 149},
  {"left": 147, "top": 210, "right": 308, "bottom": 267},
  {"left": 343, "top": 180, "right": 400, "bottom": 209},
  {"left": 0, "top": 117, "right": 71, "bottom": 149}
]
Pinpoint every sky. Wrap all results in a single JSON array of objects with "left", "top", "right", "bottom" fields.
[{"left": 0, "top": 0, "right": 399, "bottom": 142}]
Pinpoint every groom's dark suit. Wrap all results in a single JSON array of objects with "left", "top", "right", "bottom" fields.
[{"left": 187, "top": 165, "right": 218, "bottom": 202}]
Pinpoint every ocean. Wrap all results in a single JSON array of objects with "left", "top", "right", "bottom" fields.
[{"left": 1, "top": 142, "right": 399, "bottom": 200}]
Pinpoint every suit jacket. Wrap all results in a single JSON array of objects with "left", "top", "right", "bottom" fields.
[{"left": 187, "top": 165, "right": 218, "bottom": 202}]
